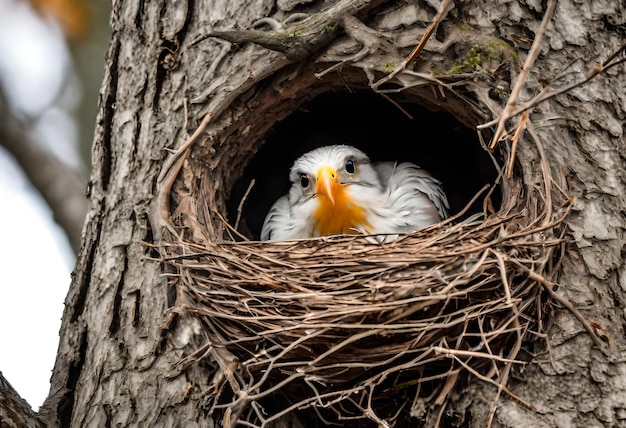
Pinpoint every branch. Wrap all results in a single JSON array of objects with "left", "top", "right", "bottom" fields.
[
  {"left": 488, "top": 0, "right": 557, "bottom": 148},
  {"left": 0, "top": 371, "right": 48, "bottom": 427},
  {"left": 513, "top": 262, "right": 606, "bottom": 348},
  {"left": 479, "top": 40, "right": 626, "bottom": 132},
  {"left": 202, "top": 0, "right": 387, "bottom": 61},
  {"left": 0, "top": 92, "right": 87, "bottom": 255},
  {"left": 371, "top": 0, "right": 455, "bottom": 90}
]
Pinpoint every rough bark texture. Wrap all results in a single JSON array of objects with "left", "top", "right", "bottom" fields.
[{"left": 6, "top": 0, "right": 620, "bottom": 427}]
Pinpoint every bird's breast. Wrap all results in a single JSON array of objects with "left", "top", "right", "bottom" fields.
[{"left": 312, "top": 188, "right": 370, "bottom": 236}]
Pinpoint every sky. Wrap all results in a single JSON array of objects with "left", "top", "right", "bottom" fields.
[
  {"left": 0, "top": 152, "right": 73, "bottom": 410},
  {"left": 0, "top": 0, "right": 78, "bottom": 410}
]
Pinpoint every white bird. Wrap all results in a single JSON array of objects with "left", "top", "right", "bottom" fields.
[{"left": 261, "top": 145, "right": 449, "bottom": 241}]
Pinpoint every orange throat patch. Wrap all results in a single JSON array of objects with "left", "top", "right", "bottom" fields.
[{"left": 313, "top": 187, "right": 370, "bottom": 236}]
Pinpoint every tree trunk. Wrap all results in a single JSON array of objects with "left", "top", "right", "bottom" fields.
[{"left": 2, "top": 1, "right": 624, "bottom": 427}]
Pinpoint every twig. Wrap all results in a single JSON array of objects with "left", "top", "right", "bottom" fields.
[
  {"left": 513, "top": 262, "right": 604, "bottom": 348},
  {"left": 433, "top": 370, "right": 459, "bottom": 405},
  {"left": 480, "top": 41, "right": 625, "bottom": 134},
  {"left": 505, "top": 110, "right": 528, "bottom": 178},
  {"left": 154, "top": 94, "right": 213, "bottom": 241},
  {"left": 445, "top": 353, "right": 534, "bottom": 411},
  {"left": 526, "top": 118, "right": 555, "bottom": 225},
  {"left": 491, "top": 249, "right": 513, "bottom": 305},
  {"left": 487, "top": 316, "right": 524, "bottom": 427},
  {"left": 432, "top": 348, "right": 524, "bottom": 366},
  {"left": 234, "top": 179, "right": 255, "bottom": 232},
  {"left": 488, "top": 0, "right": 557, "bottom": 149},
  {"left": 371, "top": 0, "right": 455, "bottom": 90},
  {"left": 381, "top": 93, "right": 413, "bottom": 120},
  {"left": 215, "top": 210, "right": 250, "bottom": 241}
]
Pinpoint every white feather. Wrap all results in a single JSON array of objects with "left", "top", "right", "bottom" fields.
[{"left": 261, "top": 145, "right": 449, "bottom": 241}]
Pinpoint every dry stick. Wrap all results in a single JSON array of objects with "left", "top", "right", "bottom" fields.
[
  {"left": 513, "top": 262, "right": 604, "bottom": 348},
  {"left": 476, "top": 320, "right": 501, "bottom": 381},
  {"left": 489, "top": 0, "right": 557, "bottom": 149},
  {"left": 371, "top": 0, "right": 454, "bottom": 90},
  {"left": 215, "top": 209, "right": 250, "bottom": 241},
  {"left": 427, "top": 204, "right": 570, "bottom": 259},
  {"left": 234, "top": 179, "right": 255, "bottom": 233},
  {"left": 487, "top": 316, "right": 525, "bottom": 427},
  {"left": 492, "top": 249, "right": 514, "bottom": 305},
  {"left": 157, "top": 111, "right": 213, "bottom": 184},
  {"left": 381, "top": 93, "right": 414, "bottom": 120},
  {"left": 261, "top": 385, "right": 367, "bottom": 427},
  {"left": 446, "top": 353, "right": 534, "bottom": 411},
  {"left": 600, "top": 40, "right": 626, "bottom": 68},
  {"left": 156, "top": 112, "right": 213, "bottom": 240},
  {"left": 505, "top": 110, "right": 528, "bottom": 178},
  {"left": 526, "top": 118, "right": 555, "bottom": 226},
  {"left": 364, "top": 385, "right": 391, "bottom": 428},
  {"left": 433, "top": 370, "right": 459, "bottom": 405},
  {"left": 485, "top": 262, "right": 527, "bottom": 423},
  {"left": 480, "top": 41, "right": 626, "bottom": 132},
  {"left": 246, "top": 329, "right": 329, "bottom": 395},
  {"left": 489, "top": 366, "right": 516, "bottom": 426},
  {"left": 437, "top": 183, "right": 491, "bottom": 227}
]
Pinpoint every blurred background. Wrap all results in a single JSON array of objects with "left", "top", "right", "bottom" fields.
[{"left": 0, "top": 0, "right": 110, "bottom": 409}]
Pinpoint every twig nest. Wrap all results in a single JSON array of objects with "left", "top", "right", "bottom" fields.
[
  {"left": 155, "top": 8, "right": 573, "bottom": 423},
  {"left": 160, "top": 142, "right": 571, "bottom": 425}
]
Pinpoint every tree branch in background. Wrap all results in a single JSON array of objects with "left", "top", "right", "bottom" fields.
[{"left": 0, "top": 91, "right": 87, "bottom": 255}]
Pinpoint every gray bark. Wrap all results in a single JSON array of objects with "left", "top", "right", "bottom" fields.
[{"left": 1, "top": 0, "right": 623, "bottom": 427}]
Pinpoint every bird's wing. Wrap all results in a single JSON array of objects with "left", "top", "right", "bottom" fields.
[
  {"left": 375, "top": 161, "right": 449, "bottom": 229},
  {"left": 261, "top": 192, "right": 315, "bottom": 241},
  {"left": 260, "top": 195, "right": 293, "bottom": 241}
]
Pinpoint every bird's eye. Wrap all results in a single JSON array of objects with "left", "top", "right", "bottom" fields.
[
  {"left": 300, "top": 174, "right": 310, "bottom": 188},
  {"left": 345, "top": 159, "right": 356, "bottom": 174}
]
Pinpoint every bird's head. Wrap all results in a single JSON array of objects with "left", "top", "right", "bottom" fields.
[{"left": 289, "top": 145, "right": 379, "bottom": 236}]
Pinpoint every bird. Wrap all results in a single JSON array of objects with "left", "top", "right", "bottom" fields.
[{"left": 260, "top": 145, "right": 449, "bottom": 241}]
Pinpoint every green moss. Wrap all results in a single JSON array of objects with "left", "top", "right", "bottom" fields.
[
  {"left": 448, "top": 38, "right": 520, "bottom": 74},
  {"left": 487, "top": 38, "right": 521, "bottom": 67},
  {"left": 492, "top": 86, "right": 509, "bottom": 97},
  {"left": 324, "top": 21, "right": 338, "bottom": 33},
  {"left": 488, "top": 85, "right": 510, "bottom": 103},
  {"left": 449, "top": 46, "right": 490, "bottom": 73},
  {"left": 383, "top": 63, "right": 395, "bottom": 72}
]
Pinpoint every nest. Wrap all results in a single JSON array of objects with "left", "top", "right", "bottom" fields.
[{"left": 157, "top": 117, "right": 575, "bottom": 427}]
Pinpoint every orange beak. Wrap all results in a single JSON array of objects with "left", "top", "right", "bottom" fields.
[{"left": 316, "top": 166, "right": 338, "bottom": 205}]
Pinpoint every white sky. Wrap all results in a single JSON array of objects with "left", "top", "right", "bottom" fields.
[
  {"left": 0, "top": 0, "right": 69, "bottom": 114},
  {"left": 0, "top": 152, "right": 73, "bottom": 410},
  {"left": 0, "top": 0, "right": 77, "bottom": 410}
]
